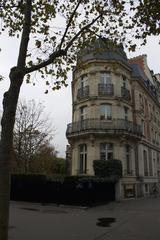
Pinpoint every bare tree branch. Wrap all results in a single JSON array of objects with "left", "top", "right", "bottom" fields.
[
  {"left": 58, "top": 0, "right": 83, "bottom": 50},
  {"left": 65, "top": 14, "right": 102, "bottom": 52},
  {"left": 25, "top": 14, "right": 102, "bottom": 74},
  {"left": 25, "top": 49, "right": 67, "bottom": 74},
  {"left": 13, "top": 99, "right": 54, "bottom": 173}
]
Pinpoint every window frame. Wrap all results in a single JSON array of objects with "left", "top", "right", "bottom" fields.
[
  {"left": 100, "top": 143, "right": 113, "bottom": 161},
  {"left": 80, "top": 74, "right": 88, "bottom": 89},
  {"left": 125, "top": 144, "right": 132, "bottom": 174},
  {"left": 80, "top": 105, "right": 87, "bottom": 121},
  {"left": 79, "top": 144, "right": 87, "bottom": 174},
  {"left": 143, "top": 149, "right": 148, "bottom": 176},
  {"left": 100, "top": 104, "right": 112, "bottom": 120},
  {"left": 100, "top": 72, "right": 111, "bottom": 85},
  {"left": 124, "top": 106, "right": 129, "bottom": 121}
]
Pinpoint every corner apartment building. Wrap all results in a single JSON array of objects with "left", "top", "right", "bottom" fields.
[{"left": 66, "top": 39, "right": 160, "bottom": 200}]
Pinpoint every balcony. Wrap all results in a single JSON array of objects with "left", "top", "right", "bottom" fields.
[
  {"left": 66, "top": 118, "right": 142, "bottom": 139},
  {"left": 98, "top": 84, "right": 114, "bottom": 96},
  {"left": 121, "top": 87, "right": 131, "bottom": 101},
  {"left": 77, "top": 86, "right": 89, "bottom": 99}
]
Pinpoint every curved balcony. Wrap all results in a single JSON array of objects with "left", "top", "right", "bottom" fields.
[
  {"left": 66, "top": 118, "right": 142, "bottom": 139},
  {"left": 98, "top": 83, "right": 114, "bottom": 96}
]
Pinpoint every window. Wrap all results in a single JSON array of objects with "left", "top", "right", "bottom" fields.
[
  {"left": 79, "top": 144, "right": 87, "bottom": 174},
  {"left": 80, "top": 74, "right": 88, "bottom": 88},
  {"left": 143, "top": 150, "right": 148, "bottom": 176},
  {"left": 80, "top": 106, "right": 87, "bottom": 121},
  {"left": 122, "top": 76, "right": 127, "bottom": 88},
  {"left": 100, "top": 104, "right": 112, "bottom": 120},
  {"left": 125, "top": 144, "right": 131, "bottom": 174},
  {"left": 148, "top": 104, "right": 152, "bottom": 119},
  {"left": 148, "top": 149, "right": 153, "bottom": 176},
  {"left": 100, "top": 72, "right": 111, "bottom": 84},
  {"left": 141, "top": 119, "right": 145, "bottom": 135},
  {"left": 77, "top": 75, "right": 89, "bottom": 99},
  {"left": 157, "top": 153, "right": 160, "bottom": 167},
  {"left": 100, "top": 143, "right": 113, "bottom": 161},
  {"left": 153, "top": 159, "right": 156, "bottom": 176},
  {"left": 155, "top": 131, "right": 157, "bottom": 144},
  {"left": 124, "top": 106, "right": 128, "bottom": 121},
  {"left": 139, "top": 94, "right": 144, "bottom": 109}
]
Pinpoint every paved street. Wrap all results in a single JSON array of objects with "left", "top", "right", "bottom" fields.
[{"left": 9, "top": 198, "right": 160, "bottom": 240}]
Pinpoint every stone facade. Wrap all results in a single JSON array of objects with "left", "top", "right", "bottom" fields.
[{"left": 66, "top": 39, "right": 160, "bottom": 200}]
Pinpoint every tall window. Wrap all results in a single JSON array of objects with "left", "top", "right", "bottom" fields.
[
  {"left": 155, "top": 131, "right": 157, "bottom": 144},
  {"left": 100, "top": 104, "right": 112, "bottom": 120},
  {"left": 148, "top": 104, "right": 152, "bottom": 120},
  {"left": 80, "top": 74, "right": 88, "bottom": 88},
  {"left": 125, "top": 144, "right": 131, "bottom": 174},
  {"left": 157, "top": 153, "right": 160, "bottom": 177},
  {"left": 139, "top": 94, "right": 144, "bottom": 109},
  {"left": 79, "top": 144, "right": 87, "bottom": 174},
  {"left": 80, "top": 106, "right": 87, "bottom": 121},
  {"left": 141, "top": 119, "right": 145, "bottom": 135},
  {"left": 122, "top": 76, "right": 127, "bottom": 88},
  {"left": 100, "top": 143, "right": 113, "bottom": 160},
  {"left": 124, "top": 106, "right": 128, "bottom": 121},
  {"left": 100, "top": 72, "right": 111, "bottom": 84},
  {"left": 143, "top": 150, "right": 148, "bottom": 176},
  {"left": 148, "top": 149, "right": 153, "bottom": 176}
]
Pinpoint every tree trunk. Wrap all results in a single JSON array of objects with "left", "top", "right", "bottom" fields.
[{"left": 0, "top": 67, "right": 23, "bottom": 240}]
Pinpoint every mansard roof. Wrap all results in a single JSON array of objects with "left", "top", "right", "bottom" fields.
[
  {"left": 130, "top": 63, "right": 148, "bottom": 81},
  {"left": 77, "top": 38, "right": 129, "bottom": 67}
]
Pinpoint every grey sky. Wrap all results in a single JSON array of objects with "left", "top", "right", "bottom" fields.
[{"left": 0, "top": 35, "right": 160, "bottom": 157}]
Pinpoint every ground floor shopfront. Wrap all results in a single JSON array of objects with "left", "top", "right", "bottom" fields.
[{"left": 115, "top": 177, "right": 160, "bottom": 200}]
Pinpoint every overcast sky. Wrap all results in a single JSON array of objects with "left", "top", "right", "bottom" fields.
[{"left": 0, "top": 34, "right": 160, "bottom": 157}]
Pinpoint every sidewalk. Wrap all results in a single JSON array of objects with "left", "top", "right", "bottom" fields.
[{"left": 9, "top": 198, "right": 160, "bottom": 240}]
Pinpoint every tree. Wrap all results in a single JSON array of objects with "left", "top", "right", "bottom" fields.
[
  {"left": 0, "top": 0, "right": 159, "bottom": 239},
  {"left": 0, "top": 2, "right": 122, "bottom": 238},
  {"left": 131, "top": 0, "right": 160, "bottom": 45},
  {"left": 13, "top": 99, "right": 54, "bottom": 173},
  {"left": 30, "top": 143, "right": 65, "bottom": 175},
  {"left": 52, "top": 158, "right": 66, "bottom": 175}
]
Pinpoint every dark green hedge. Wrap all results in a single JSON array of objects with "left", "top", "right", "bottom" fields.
[
  {"left": 93, "top": 159, "right": 122, "bottom": 179},
  {"left": 10, "top": 174, "right": 115, "bottom": 206}
]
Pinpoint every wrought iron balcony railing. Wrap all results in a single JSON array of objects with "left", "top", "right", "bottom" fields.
[
  {"left": 77, "top": 86, "right": 89, "bottom": 99},
  {"left": 121, "top": 87, "right": 131, "bottom": 101},
  {"left": 98, "top": 83, "right": 114, "bottom": 96},
  {"left": 66, "top": 118, "right": 142, "bottom": 138}
]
